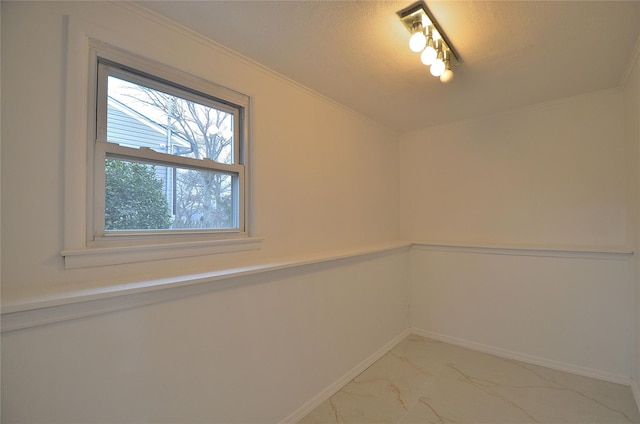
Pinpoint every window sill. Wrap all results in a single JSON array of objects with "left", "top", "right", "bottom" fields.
[{"left": 62, "top": 236, "right": 263, "bottom": 269}]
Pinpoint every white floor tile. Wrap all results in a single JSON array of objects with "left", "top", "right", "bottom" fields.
[{"left": 299, "top": 335, "right": 640, "bottom": 424}]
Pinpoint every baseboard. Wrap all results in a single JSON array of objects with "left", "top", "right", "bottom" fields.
[
  {"left": 279, "top": 328, "right": 412, "bottom": 424},
  {"left": 412, "top": 328, "right": 632, "bottom": 386}
]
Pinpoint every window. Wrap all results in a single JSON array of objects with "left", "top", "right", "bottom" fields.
[
  {"left": 61, "top": 29, "right": 258, "bottom": 269},
  {"left": 86, "top": 45, "right": 250, "bottom": 250}
]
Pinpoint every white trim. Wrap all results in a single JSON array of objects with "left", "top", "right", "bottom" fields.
[
  {"left": 64, "top": 16, "right": 92, "bottom": 253},
  {"left": 412, "top": 241, "right": 633, "bottom": 260},
  {"left": 3, "top": 242, "right": 411, "bottom": 332},
  {"left": 412, "top": 328, "right": 632, "bottom": 386},
  {"left": 101, "top": 142, "right": 243, "bottom": 178},
  {"left": 279, "top": 328, "right": 412, "bottom": 424},
  {"left": 62, "top": 236, "right": 262, "bottom": 269}
]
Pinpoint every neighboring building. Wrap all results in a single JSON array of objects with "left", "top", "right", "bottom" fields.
[{"left": 107, "top": 97, "right": 190, "bottom": 216}]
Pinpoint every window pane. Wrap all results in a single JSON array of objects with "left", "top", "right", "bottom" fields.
[
  {"left": 105, "top": 158, "right": 235, "bottom": 231},
  {"left": 173, "top": 168, "right": 234, "bottom": 230},
  {"left": 106, "top": 76, "right": 234, "bottom": 164},
  {"left": 104, "top": 158, "right": 172, "bottom": 231}
]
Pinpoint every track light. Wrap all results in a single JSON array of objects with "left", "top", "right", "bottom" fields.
[{"left": 397, "top": 1, "right": 460, "bottom": 83}]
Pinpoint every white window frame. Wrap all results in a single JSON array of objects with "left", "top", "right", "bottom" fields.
[
  {"left": 61, "top": 29, "right": 259, "bottom": 269},
  {"left": 93, "top": 57, "right": 246, "bottom": 244}
]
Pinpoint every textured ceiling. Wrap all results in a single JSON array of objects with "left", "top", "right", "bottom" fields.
[{"left": 137, "top": 0, "right": 640, "bottom": 133}]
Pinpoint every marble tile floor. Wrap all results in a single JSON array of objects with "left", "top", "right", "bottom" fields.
[{"left": 299, "top": 334, "right": 640, "bottom": 424}]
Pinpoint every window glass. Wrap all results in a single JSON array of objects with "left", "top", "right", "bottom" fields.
[
  {"left": 105, "top": 157, "right": 236, "bottom": 231},
  {"left": 107, "top": 76, "right": 234, "bottom": 164},
  {"left": 95, "top": 61, "right": 246, "bottom": 237}
]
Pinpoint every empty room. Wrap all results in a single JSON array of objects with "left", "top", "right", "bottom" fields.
[{"left": 2, "top": 1, "right": 640, "bottom": 422}]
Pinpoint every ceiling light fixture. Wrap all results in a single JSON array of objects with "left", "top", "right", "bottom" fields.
[{"left": 398, "top": 1, "right": 460, "bottom": 83}]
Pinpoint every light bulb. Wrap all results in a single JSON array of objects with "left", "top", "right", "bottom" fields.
[
  {"left": 420, "top": 44, "right": 437, "bottom": 65},
  {"left": 440, "top": 55, "right": 454, "bottom": 83},
  {"left": 409, "top": 31, "right": 427, "bottom": 52},
  {"left": 430, "top": 58, "right": 445, "bottom": 77},
  {"left": 440, "top": 69, "right": 454, "bottom": 83}
]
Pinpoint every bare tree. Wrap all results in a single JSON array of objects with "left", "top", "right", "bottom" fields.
[{"left": 121, "top": 85, "right": 235, "bottom": 229}]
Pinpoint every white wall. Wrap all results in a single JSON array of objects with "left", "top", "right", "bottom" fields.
[
  {"left": 400, "top": 91, "right": 635, "bottom": 382},
  {"left": 1, "top": 1, "right": 400, "bottom": 292},
  {"left": 1, "top": 2, "right": 407, "bottom": 422},
  {"left": 623, "top": 33, "right": 640, "bottom": 398},
  {"left": 409, "top": 246, "right": 633, "bottom": 381},
  {"left": 400, "top": 91, "right": 628, "bottom": 248},
  {"left": 2, "top": 251, "right": 410, "bottom": 423}
]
